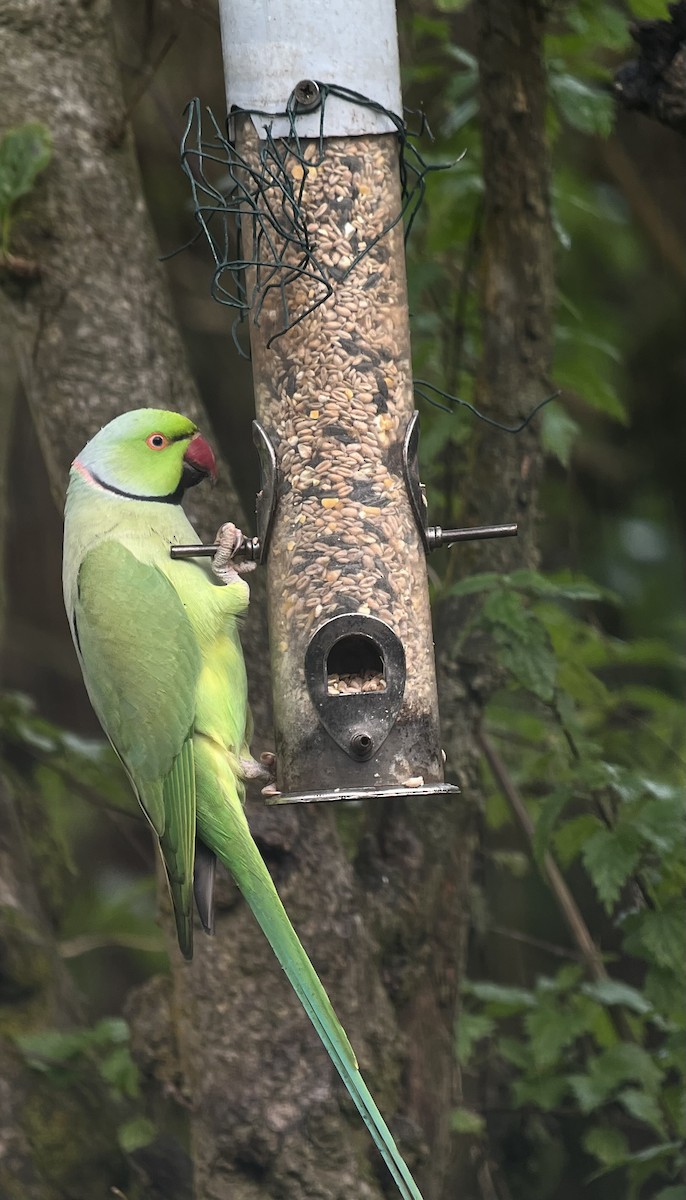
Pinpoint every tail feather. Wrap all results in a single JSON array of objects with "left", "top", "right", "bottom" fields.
[{"left": 196, "top": 776, "right": 423, "bottom": 1200}]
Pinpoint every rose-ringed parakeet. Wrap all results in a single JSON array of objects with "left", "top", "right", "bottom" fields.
[{"left": 62, "top": 409, "right": 424, "bottom": 1200}]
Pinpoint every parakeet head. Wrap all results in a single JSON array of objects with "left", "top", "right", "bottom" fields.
[{"left": 72, "top": 409, "right": 217, "bottom": 501}]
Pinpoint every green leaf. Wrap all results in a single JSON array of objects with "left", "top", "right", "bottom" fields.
[
  {"left": 644, "top": 965, "right": 686, "bottom": 1023},
  {"left": 626, "top": 0, "right": 671, "bottom": 16},
  {"left": 631, "top": 796, "right": 686, "bottom": 856},
  {"left": 568, "top": 1072, "right": 608, "bottom": 1113},
  {"left": 553, "top": 814, "right": 603, "bottom": 866},
  {"left": 16, "top": 1029, "right": 90, "bottom": 1069},
  {"left": 618, "top": 1087, "right": 666, "bottom": 1135},
  {"left": 583, "top": 1125, "right": 629, "bottom": 1167},
  {"left": 533, "top": 790, "right": 572, "bottom": 864},
  {"left": 562, "top": 5, "right": 632, "bottom": 54},
  {"left": 484, "top": 786, "right": 513, "bottom": 831},
  {"left": 653, "top": 1188, "right": 686, "bottom": 1200},
  {"left": 90, "top": 1017, "right": 130, "bottom": 1046},
  {"left": 446, "top": 572, "right": 502, "bottom": 598},
  {"left": 569, "top": 1041, "right": 666, "bottom": 1115},
  {"left": 15, "top": 1017, "right": 135, "bottom": 1086},
  {"left": 513, "top": 1072, "right": 569, "bottom": 1110},
  {"left": 596, "top": 1042, "right": 664, "bottom": 1096},
  {"left": 582, "top": 824, "right": 643, "bottom": 910},
  {"left": 482, "top": 590, "right": 558, "bottom": 702},
  {"left": 499, "top": 1036, "right": 531, "bottom": 1069},
  {"left": 524, "top": 999, "right": 594, "bottom": 1068},
  {"left": 541, "top": 964, "right": 584, "bottom": 993},
  {"left": 451, "top": 1107, "right": 486, "bottom": 1134},
  {"left": 555, "top": 323, "right": 627, "bottom": 423},
  {"left": 622, "top": 1142, "right": 682, "bottom": 1164},
  {"left": 0, "top": 122, "right": 52, "bottom": 222},
  {"left": 490, "top": 848, "right": 530, "bottom": 877},
  {"left": 549, "top": 73, "right": 616, "bottom": 137},
  {"left": 581, "top": 978, "right": 653, "bottom": 1016},
  {"left": 456, "top": 1012, "right": 495, "bottom": 1066},
  {"left": 589, "top": 1141, "right": 683, "bottom": 1181},
  {"left": 623, "top": 903, "right": 686, "bottom": 973},
  {"left": 555, "top": 358, "right": 626, "bottom": 424},
  {"left": 463, "top": 981, "right": 536, "bottom": 1012},
  {"left": 445, "top": 97, "right": 479, "bottom": 134},
  {"left": 541, "top": 402, "right": 581, "bottom": 467},
  {"left": 99, "top": 1045, "right": 140, "bottom": 1100},
  {"left": 445, "top": 45, "right": 478, "bottom": 71},
  {"left": 507, "top": 568, "right": 609, "bottom": 601},
  {"left": 117, "top": 1116, "right": 156, "bottom": 1154},
  {"left": 589, "top": 1004, "right": 620, "bottom": 1050}
]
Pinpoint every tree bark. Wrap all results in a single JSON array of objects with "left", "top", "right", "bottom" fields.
[
  {"left": 434, "top": 1, "right": 555, "bottom": 1189},
  {"left": 0, "top": 2, "right": 555, "bottom": 1199}
]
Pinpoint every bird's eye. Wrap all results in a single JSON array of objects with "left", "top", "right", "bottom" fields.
[{"left": 146, "top": 433, "right": 168, "bottom": 450}]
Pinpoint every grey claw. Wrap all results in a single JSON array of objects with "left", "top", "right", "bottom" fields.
[{"left": 212, "top": 522, "right": 243, "bottom": 584}]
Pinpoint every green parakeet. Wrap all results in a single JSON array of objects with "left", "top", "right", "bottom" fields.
[{"left": 63, "top": 409, "right": 424, "bottom": 1200}]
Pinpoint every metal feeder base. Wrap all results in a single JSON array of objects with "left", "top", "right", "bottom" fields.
[{"left": 265, "top": 783, "right": 461, "bottom": 806}]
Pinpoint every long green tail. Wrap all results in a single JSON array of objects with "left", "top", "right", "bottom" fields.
[{"left": 197, "top": 776, "right": 424, "bottom": 1200}]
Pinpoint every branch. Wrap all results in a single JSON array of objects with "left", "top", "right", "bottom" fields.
[
  {"left": 476, "top": 726, "right": 608, "bottom": 983},
  {"left": 488, "top": 924, "right": 582, "bottom": 962}
]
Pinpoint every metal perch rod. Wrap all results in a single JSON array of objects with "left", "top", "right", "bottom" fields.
[{"left": 170, "top": 522, "right": 518, "bottom": 561}]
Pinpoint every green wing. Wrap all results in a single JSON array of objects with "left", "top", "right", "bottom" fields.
[{"left": 74, "top": 540, "right": 202, "bottom": 957}]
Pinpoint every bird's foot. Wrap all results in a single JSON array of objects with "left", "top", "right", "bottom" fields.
[
  {"left": 259, "top": 751, "right": 276, "bottom": 777},
  {"left": 240, "top": 755, "right": 270, "bottom": 782},
  {"left": 240, "top": 751, "right": 281, "bottom": 798},
  {"left": 259, "top": 752, "right": 280, "bottom": 797},
  {"left": 261, "top": 783, "right": 282, "bottom": 798},
  {"left": 240, "top": 751, "right": 275, "bottom": 779},
  {"left": 212, "top": 522, "right": 256, "bottom": 583}
]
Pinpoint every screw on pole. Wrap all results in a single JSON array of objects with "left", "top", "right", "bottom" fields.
[{"left": 290, "top": 79, "right": 322, "bottom": 112}]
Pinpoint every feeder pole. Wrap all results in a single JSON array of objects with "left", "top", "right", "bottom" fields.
[{"left": 217, "top": 0, "right": 459, "bottom": 803}]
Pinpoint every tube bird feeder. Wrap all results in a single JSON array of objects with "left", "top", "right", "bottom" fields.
[{"left": 189, "top": 0, "right": 506, "bottom": 803}]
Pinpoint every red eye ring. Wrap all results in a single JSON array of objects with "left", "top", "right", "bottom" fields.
[{"left": 146, "top": 433, "right": 168, "bottom": 450}]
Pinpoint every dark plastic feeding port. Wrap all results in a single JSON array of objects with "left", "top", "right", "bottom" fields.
[
  {"left": 326, "top": 635, "right": 386, "bottom": 691},
  {"left": 304, "top": 615, "right": 405, "bottom": 765},
  {"left": 266, "top": 611, "right": 458, "bottom": 803}
]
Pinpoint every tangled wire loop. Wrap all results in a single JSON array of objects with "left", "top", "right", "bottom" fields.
[{"left": 177, "top": 84, "right": 449, "bottom": 349}]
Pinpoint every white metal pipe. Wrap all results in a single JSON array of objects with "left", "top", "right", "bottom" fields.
[{"left": 217, "top": 0, "right": 403, "bottom": 138}]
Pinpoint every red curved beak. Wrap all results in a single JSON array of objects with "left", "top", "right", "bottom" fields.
[{"left": 184, "top": 431, "right": 217, "bottom": 484}]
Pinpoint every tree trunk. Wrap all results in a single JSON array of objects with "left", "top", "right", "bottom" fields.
[
  {"left": 437, "top": 2, "right": 554, "bottom": 1188},
  {"left": 0, "top": 1, "right": 555, "bottom": 1198}
]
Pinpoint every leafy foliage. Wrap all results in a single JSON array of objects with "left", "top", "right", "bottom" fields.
[
  {"left": 0, "top": 122, "right": 51, "bottom": 258},
  {"left": 0, "top": 691, "right": 167, "bottom": 1165},
  {"left": 0, "top": 692, "right": 165, "bottom": 975},
  {"left": 400, "top": 3, "right": 685, "bottom": 1195},
  {"left": 16, "top": 1017, "right": 155, "bottom": 1155},
  {"left": 451, "top": 568, "right": 685, "bottom": 1194},
  {"left": 404, "top": 0, "right": 656, "bottom": 501}
]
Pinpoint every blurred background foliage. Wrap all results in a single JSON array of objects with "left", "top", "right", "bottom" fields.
[{"left": 1, "top": 0, "right": 684, "bottom": 1196}]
